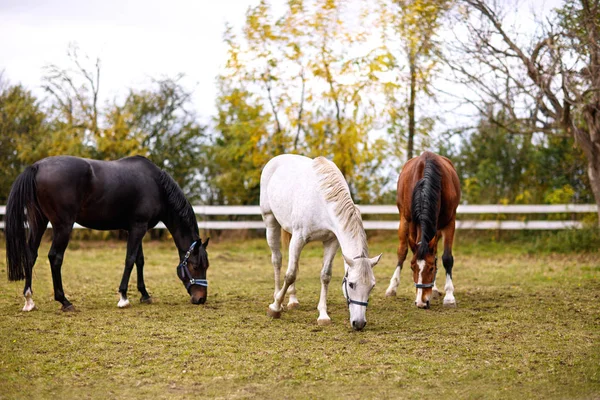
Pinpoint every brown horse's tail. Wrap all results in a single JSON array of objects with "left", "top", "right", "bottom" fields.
[{"left": 5, "top": 165, "right": 43, "bottom": 281}]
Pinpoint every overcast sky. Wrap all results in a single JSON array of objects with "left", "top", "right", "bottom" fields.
[
  {"left": 1, "top": 0, "right": 564, "bottom": 128},
  {"left": 0, "top": 0, "right": 259, "bottom": 123}
]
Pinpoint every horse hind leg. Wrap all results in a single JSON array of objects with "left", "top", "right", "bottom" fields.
[
  {"left": 264, "top": 214, "right": 283, "bottom": 300},
  {"left": 22, "top": 216, "right": 48, "bottom": 311},
  {"left": 268, "top": 233, "right": 305, "bottom": 318}
]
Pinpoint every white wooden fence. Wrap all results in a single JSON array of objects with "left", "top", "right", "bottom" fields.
[{"left": 0, "top": 204, "right": 596, "bottom": 230}]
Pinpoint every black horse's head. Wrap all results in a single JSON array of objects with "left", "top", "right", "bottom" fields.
[{"left": 177, "top": 238, "right": 210, "bottom": 304}]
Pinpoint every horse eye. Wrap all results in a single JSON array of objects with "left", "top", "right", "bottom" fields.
[{"left": 349, "top": 282, "right": 355, "bottom": 289}]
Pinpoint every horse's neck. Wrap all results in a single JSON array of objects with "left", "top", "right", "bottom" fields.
[
  {"left": 334, "top": 227, "right": 368, "bottom": 259},
  {"left": 163, "top": 210, "right": 198, "bottom": 255}
]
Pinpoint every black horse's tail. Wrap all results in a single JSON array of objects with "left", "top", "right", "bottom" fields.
[{"left": 5, "top": 165, "right": 43, "bottom": 281}]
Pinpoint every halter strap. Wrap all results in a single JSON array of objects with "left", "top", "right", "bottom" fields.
[
  {"left": 177, "top": 241, "right": 208, "bottom": 292},
  {"left": 414, "top": 256, "right": 438, "bottom": 289},
  {"left": 343, "top": 273, "right": 368, "bottom": 307}
]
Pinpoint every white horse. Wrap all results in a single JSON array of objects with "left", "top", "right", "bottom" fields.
[{"left": 260, "top": 154, "right": 381, "bottom": 331}]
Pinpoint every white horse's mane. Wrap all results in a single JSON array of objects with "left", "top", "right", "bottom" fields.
[{"left": 312, "top": 156, "right": 368, "bottom": 253}]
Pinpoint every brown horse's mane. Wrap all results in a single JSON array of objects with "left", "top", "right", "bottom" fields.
[
  {"left": 411, "top": 154, "right": 442, "bottom": 259},
  {"left": 312, "top": 157, "right": 367, "bottom": 250}
]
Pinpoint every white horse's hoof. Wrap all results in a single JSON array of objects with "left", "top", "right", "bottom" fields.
[
  {"left": 287, "top": 301, "right": 300, "bottom": 310},
  {"left": 443, "top": 298, "right": 457, "bottom": 308},
  {"left": 385, "top": 288, "right": 397, "bottom": 297},
  {"left": 267, "top": 306, "right": 282, "bottom": 318},
  {"left": 118, "top": 298, "right": 131, "bottom": 308},
  {"left": 317, "top": 317, "right": 332, "bottom": 326},
  {"left": 22, "top": 303, "right": 36, "bottom": 312}
]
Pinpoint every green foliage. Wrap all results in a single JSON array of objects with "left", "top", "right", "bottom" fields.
[
  {"left": 445, "top": 111, "right": 592, "bottom": 205},
  {"left": 0, "top": 81, "right": 47, "bottom": 202},
  {"left": 211, "top": 0, "right": 393, "bottom": 204}
]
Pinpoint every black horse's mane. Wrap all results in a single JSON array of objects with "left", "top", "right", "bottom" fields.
[
  {"left": 156, "top": 169, "right": 199, "bottom": 235},
  {"left": 411, "top": 155, "right": 442, "bottom": 259}
]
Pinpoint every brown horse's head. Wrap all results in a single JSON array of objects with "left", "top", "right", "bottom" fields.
[
  {"left": 177, "top": 239, "right": 210, "bottom": 304},
  {"left": 409, "top": 236, "right": 438, "bottom": 309}
]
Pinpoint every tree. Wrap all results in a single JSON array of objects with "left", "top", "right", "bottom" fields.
[
  {"left": 0, "top": 77, "right": 47, "bottom": 202},
  {"left": 447, "top": 0, "right": 600, "bottom": 224},
  {"left": 213, "top": 0, "right": 392, "bottom": 204},
  {"left": 375, "top": 0, "right": 452, "bottom": 161}
]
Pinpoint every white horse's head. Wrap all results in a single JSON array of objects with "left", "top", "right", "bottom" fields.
[{"left": 342, "top": 253, "right": 382, "bottom": 331}]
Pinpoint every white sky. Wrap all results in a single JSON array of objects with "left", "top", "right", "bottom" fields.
[
  {"left": 0, "top": 0, "right": 564, "bottom": 128},
  {"left": 0, "top": 0, "right": 259, "bottom": 123}
]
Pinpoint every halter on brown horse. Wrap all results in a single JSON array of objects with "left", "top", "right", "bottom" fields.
[{"left": 385, "top": 151, "right": 461, "bottom": 309}]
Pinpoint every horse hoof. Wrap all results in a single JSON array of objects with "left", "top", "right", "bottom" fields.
[
  {"left": 62, "top": 304, "right": 76, "bottom": 312},
  {"left": 432, "top": 290, "right": 443, "bottom": 300},
  {"left": 385, "top": 289, "right": 396, "bottom": 297},
  {"left": 118, "top": 299, "right": 131, "bottom": 308},
  {"left": 287, "top": 302, "right": 300, "bottom": 310},
  {"left": 140, "top": 296, "right": 153, "bottom": 304},
  {"left": 267, "top": 307, "right": 282, "bottom": 319},
  {"left": 317, "top": 318, "right": 332, "bottom": 326},
  {"left": 443, "top": 300, "right": 457, "bottom": 308}
]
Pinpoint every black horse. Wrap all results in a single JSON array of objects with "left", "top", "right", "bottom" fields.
[{"left": 5, "top": 155, "right": 210, "bottom": 311}]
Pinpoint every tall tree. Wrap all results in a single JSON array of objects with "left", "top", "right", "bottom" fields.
[
  {"left": 0, "top": 77, "right": 47, "bottom": 202},
  {"left": 447, "top": 0, "right": 600, "bottom": 224},
  {"left": 375, "top": 0, "right": 452, "bottom": 161},
  {"left": 213, "top": 0, "right": 391, "bottom": 204}
]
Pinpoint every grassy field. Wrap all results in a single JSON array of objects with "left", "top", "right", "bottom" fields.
[{"left": 0, "top": 233, "right": 599, "bottom": 399}]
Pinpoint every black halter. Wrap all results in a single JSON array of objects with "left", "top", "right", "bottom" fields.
[
  {"left": 176, "top": 241, "right": 208, "bottom": 293},
  {"left": 342, "top": 271, "right": 369, "bottom": 307},
  {"left": 414, "top": 256, "right": 438, "bottom": 289}
]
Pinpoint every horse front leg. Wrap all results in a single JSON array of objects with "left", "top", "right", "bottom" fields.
[
  {"left": 118, "top": 224, "right": 147, "bottom": 308},
  {"left": 317, "top": 238, "right": 339, "bottom": 325},
  {"left": 135, "top": 243, "right": 152, "bottom": 304},
  {"left": 48, "top": 223, "right": 75, "bottom": 311},
  {"left": 441, "top": 220, "right": 457, "bottom": 307},
  {"left": 268, "top": 233, "right": 305, "bottom": 318},
  {"left": 386, "top": 216, "right": 409, "bottom": 297}
]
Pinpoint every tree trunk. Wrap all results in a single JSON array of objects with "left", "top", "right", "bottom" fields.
[
  {"left": 587, "top": 158, "right": 600, "bottom": 227},
  {"left": 407, "top": 54, "right": 416, "bottom": 162}
]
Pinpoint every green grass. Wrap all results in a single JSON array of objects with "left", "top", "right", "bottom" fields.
[{"left": 0, "top": 235, "right": 599, "bottom": 399}]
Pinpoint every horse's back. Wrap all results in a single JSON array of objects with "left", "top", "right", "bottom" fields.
[
  {"left": 260, "top": 154, "right": 331, "bottom": 235},
  {"left": 397, "top": 151, "right": 460, "bottom": 226},
  {"left": 34, "top": 155, "right": 163, "bottom": 229}
]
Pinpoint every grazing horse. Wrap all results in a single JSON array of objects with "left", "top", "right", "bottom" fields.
[
  {"left": 385, "top": 151, "right": 460, "bottom": 309},
  {"left": 260, "top": 154, "right": 382, "bottom": 331},
  {"left": 5, "top": 155, "right": 210, "bottom": 311}
]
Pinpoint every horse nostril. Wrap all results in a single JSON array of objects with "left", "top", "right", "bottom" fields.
[
  {"left": 352, "top": 320, "right": 366, "bottom": 331},
  {"left": 198, "top": 297, "right": 206, "bottom": 304},
  {"left": 425, "top": 300, "right": 430, "bottom": 309}
]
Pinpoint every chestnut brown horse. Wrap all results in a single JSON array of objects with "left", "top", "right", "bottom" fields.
[{"left": 385, "top": 151, "right": 460, "bottom": 308}]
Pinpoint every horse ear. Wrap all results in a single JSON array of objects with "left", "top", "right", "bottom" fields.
[
  {"left": 202, "top": 238, "right": 210, "bottom": 249},
  {"left": 342, "top": 253, "right": 355, "bottom": 268},
  {"left": 427, "top": 236, "right": 437, "bottom": 253},
  {"left": 408, "top": 237, "right": 417, "bottom": 253},
  {"left": 369, "top": 253, "right": 382, "bottom": 267}
]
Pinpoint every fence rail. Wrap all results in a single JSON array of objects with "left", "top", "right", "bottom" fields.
[{"left": 0, "top": 204, "right": 596, "bottom": 230}]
